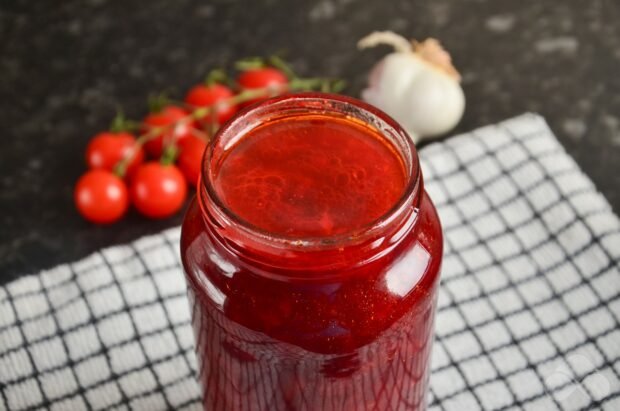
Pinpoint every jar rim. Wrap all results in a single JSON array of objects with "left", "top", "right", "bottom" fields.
[{"left": 199, "top": 92, "right": 421, "bottom": 252}]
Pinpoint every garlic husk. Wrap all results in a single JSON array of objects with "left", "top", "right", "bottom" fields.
[{"left": 359, "top": 31, "right": 465, "bottom": 143}]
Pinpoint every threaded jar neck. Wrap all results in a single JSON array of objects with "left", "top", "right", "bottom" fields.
[{"left": 198, "top": 93, "right": 422, "bottom": 276}]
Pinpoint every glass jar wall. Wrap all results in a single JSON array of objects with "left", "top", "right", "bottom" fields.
[{"left": 181, "top": 93, "right": 443, "bottom": 411}]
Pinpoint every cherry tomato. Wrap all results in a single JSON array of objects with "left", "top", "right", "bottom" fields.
[
  {"left": 85, "top": 131, "right": 144, "bottom": 177},
  {"left": 130, "top": 162, "right": 188, "bottom": 218},
  {"left": 185, "top": 83, "right": 238, "bottom": 125},
  {"left": 142, "top": 106, "right": 194, "bottom": 158},
  {"left": 236, "top": 67, "right": 288, "bottom": 106},
  {"left": 74, "top": 170, "right": 129, "bottom": 224},
  {"left": 178, "top": 135, "right": 208, "bottom": 187}
]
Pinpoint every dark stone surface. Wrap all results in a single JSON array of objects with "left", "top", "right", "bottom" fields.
[{"left": 1, "top": 0, "right": 619, "bottom": 284}]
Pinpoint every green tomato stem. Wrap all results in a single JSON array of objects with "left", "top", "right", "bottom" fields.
[{"left": 160, "top": 145, "right": 179, "bottom": 166}]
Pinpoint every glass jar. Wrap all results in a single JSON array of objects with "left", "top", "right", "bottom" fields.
[{"left": 181, "top": 93, "right": 443, "bottom": 411}]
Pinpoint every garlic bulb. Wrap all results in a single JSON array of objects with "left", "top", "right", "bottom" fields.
[{"left": 358, "top": 31, "right": 465, "bottom": 143}]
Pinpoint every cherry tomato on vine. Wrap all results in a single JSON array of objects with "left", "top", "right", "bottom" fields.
[
  {"left": 237, "top": 67, "right": 289, "bottom": 106},
  {"left": 178, "top": 135, "right": 208, "bottom": 187},
  {"left": 142, "top": 106, "right": 194, "bottom": 159},
  {"left": 130, "top": 162, "right": 188, "bottom": 219},
  {"left": 85, "top": 131, "right": 144, "bottom": 177},
  {"left": 74, "top": 170, "right": 129, "bottom": 224},
  {"left": 237, "top": 67, "right": 289, "bottom": 89},
  {"left": 185, "top": 83, "right": 238, "bottom": 125}
]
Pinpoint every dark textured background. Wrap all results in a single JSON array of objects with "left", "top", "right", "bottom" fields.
[{"left": 1, "top": 0, "right": 619, "bottom": 283}]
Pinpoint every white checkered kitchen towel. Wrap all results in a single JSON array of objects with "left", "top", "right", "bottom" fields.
[{"left": 1, "top": 114, "right": 619, "bottom": 411}]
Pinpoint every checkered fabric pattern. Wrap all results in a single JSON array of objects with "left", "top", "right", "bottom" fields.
[{"left": 0, "top": 113, "right": 618, "bottom": 411}]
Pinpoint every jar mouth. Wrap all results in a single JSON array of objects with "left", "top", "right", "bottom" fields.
[{"left": 199, "top": 92, "right": 421, "bottom": 251}]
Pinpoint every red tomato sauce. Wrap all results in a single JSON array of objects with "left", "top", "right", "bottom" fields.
[
  {"left": 212, "top": 114, "right": 407, "bottom": 237},
  {"left": 181, "top": 94, "right": 442, "bottom": 411}
]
